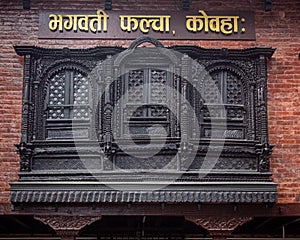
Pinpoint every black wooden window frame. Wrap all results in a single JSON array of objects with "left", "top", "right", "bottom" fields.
[
  {"left": 43, "top": 67, "right": 91, "bottom": 140},
  {"left": 13, "top": 41, "right": 276, "bottom": 178},
  {"left": 11, "top": 40, "right": 278, "bottom": 204},
  {"left": 200, "top": 69, "right": 246, "bottom": 140},
  {"left": 121, "top": 67, "right": 172, "bottom": 139}
]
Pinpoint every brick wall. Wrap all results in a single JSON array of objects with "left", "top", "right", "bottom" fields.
[{"left": 0, "top": 0, "right": 299, "bottom": 204}]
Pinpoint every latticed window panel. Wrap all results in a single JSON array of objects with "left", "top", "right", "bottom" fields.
[
  {"left": 203, "top": 71, "right": 243, "bottom": 105},
  {"left": 125, "top": 69, "right": 169, "bottom": 120},
  {"left": 73, "top": 72, "right": 89, "bottom": 119},
  {"left": 123, "top": 68, "right": 170, "bottom": 137},
  {"left": 48, "top": 72, "right": 65, "bottom": 119},
  {"left": 150, "top": 69, "right": 167, "bottom": 104},
  {"left": 127, "top": 70, "right": 144, "bottom": 103},
  {"left": 203, "top": 71, "right": 244, "bottom": 117},
  {"left": 203, "top": 73, "right": 221, "bottom": 104},
  {"left": 226, "top": 72, "right": 243, "bottom": 105},
  {"left": 201, "top": 70, "right": 246, "bottom": 139},
  {"left": 47, "top": 70, "right": 89, "bottom": 120}
]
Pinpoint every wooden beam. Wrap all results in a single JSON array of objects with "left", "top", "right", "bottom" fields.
[
  {"left": 10, "top": 203, "right": 300, "bottom": 217},
  {"left": 7, "top": 216, "right": 32, "bottom": 230},
  {"left": 23, "top": 0, "right": 30, "bottom": 10},
  {"left": 252, "top": 217, "right": 275, "bottom": 233},
  {"left": 105, "top": 0, "right": 112, "bottom": 10}
]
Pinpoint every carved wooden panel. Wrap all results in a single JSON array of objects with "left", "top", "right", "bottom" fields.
[
  {"left": 193, "top": 216, "right": 253, "bottom": 238},
  {"left": 34, "top": 215, "right": 101, "bottom": 236},
  {"left": 195, "top": 216, "right": 252, "bottom": 231},
  {"left": 12, "top": 37, "right": 277, "bottom": 203}
]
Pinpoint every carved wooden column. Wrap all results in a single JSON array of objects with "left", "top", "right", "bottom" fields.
[
  {"left": 186, "top": 216, "right": 252, "bottom": 240},
  {"left": 35, "top": 215, "right": 101, "bottom": 240}
]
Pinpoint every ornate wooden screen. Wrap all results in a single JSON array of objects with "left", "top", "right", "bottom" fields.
[{"left": 11, "top": 37, "right": 277, "bottom": 204}]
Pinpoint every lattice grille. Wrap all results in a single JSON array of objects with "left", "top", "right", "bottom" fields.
[
  {"left": 203, "top": 73, "right": 221, "bottom": 104},
  {"left": 48, "top": 72, "right": 65, "bottom": 119},
  {"left": 150, "top": 70, "right": 167, "bottom": 104},
  {"left": 73, "top": 73, "right": 89, "bottom": 119},
  {"left": 227, "top": 72, "right": 243, "bottom": 105},
  {"left": 48, "top": 71, "right": 89, "bottom": 120},
  {"left": 127, "top": 70, "right": 144, "bottom": 103},
  {"left": 150, "top": 105, "right": 168, "bottom": 117}
]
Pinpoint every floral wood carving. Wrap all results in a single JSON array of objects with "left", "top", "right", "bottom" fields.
[
  {"left": 34, "top": 215, "right": 101, "bottom": 236},
  {"left": 194, "top": 216, "right": 252, "bottom": 237}
]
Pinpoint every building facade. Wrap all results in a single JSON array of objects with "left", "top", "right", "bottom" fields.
[{"left": 0, "top": 0, "right": 299, "bottom": 239}]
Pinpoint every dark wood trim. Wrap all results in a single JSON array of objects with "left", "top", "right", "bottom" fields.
[{"left": 6, "top": 203, "right": 300, "bottom": 217}]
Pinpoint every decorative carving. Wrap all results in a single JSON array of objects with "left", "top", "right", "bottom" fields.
[
  {"left": 48, "top": 72, "right": 65, "bottom": 119},
  {"left": 127, "top": 69, "right": 144, "bottom": 103},
  {"left": 128, "top": 36, "right": 164, "bottom": 49},
  {"left": 12, "top": 190, "right": 277, "bottom": 203},
  {"left": 32, "top": 157, "right": 85, "bottom": 170},
  {"left": 34, "top": 215, "right": 101, "bottom": 236},
  {"left": 115, "top": 154, "right": 176, "bottom": 170},
  {"left": 150, "top": 69, "right": 167, "bottom": 104},
  {"left": 15, "top": 142, "right": 33, "bottom": 171},
  {"left": 180, "top": 142, "right": 194, "bottom": 170},
  {"left": 256, "top": 142, "right": 274, "bottom": 172},
  {"left": 46, "top": 69, "right": 90, "bottom": 121},
  {"left": 194, "top": 216, "right": 252, "bottom": 237},
  {"left": 196, "top": 216, "right": 252, "bottom": 230},
  {"left": 212, "top": 157, "right": 257, "bottom": 170},
  {"left": 73, "top": 72, "right": 89, "bottom": 118},
  {"left": 13, "top": 40, "right": 277, "bottom": 203},
  {"left": 226, "top": 72, "right": 243, "bottom": 105}
]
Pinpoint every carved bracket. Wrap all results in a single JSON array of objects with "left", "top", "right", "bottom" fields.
[
  {"left": 256, "top": 142, "right": 274, "bottom": 172},
  {"left": 187, "top": 216, "right": 252, "bottom": 238},
  {"left": 34, "top": 215, "right": 101, "bottom": 237},
  {"left": 15, "top": 142, "right": 33, "bottom": 172}
]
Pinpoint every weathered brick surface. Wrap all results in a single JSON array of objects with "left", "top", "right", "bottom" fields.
[{"left": 0, "top": 0, "right": 299, "bottom": 204}]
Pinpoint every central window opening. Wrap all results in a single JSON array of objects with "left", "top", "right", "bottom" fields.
[{"left": 121, "top": 68, "right": 172, "bottom": 138}]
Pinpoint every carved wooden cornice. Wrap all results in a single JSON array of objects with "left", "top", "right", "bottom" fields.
[{"left": 11, "top": 188, "right": 277, "bottom": 203}]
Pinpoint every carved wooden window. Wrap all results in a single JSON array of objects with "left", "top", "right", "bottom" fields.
[
  {"left": 123, "top": 68, "right": 170, "bottom": 137},
  {"left": 201, "top": 70, "right": 246, "bottom": 139},
  {"left": 45, "top": 69, "right": 90, "bottom": 139},
  {"left": 12, "top": 41, "right": 277, "bottom": 205}
]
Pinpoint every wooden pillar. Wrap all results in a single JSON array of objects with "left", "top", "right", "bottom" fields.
[
  {"left": 34, "top": 215, "right": 101, "bottom": 240},
  {"left": 186, "top": 216, "right": 252, "bottom": 240}
]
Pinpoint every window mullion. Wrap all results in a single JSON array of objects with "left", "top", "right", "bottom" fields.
[
  {"left": 145, "top": 68, "right": 150, "bottom": 117},
  {"left": 64, "top": 71, "right": 72, "bottom": 119},
  {"left": 69, "top": 71, "right": 74, "bottom": 119},
  {"left": 221, "top": 71, "right": 227, "bottom": 118}
]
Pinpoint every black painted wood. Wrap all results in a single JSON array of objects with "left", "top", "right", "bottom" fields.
[{"left": 12, "top": 37, "right": 276, "bottom": 204}]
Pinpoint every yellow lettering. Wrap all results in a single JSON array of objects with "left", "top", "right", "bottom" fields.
[
  {"left": 48, "top": 10, "right": 109, "bottom": 33},
  {"left": 120, "top": 15, "right": 170, "bottom": 33},
  {"left": 186, "top": 10, "right": 240, "bottom": 35},
  {"left": 220, "top": 16, "right": 239, "bottom": 35},
  {"left": 89, "top": 10, "right": 109, "bottom": 33},
  {"left": 120, "top": 16, "right": 139, "bottom": 32},
  {"left": 48, "top": 14, "right": 63, "bottom": 31}
]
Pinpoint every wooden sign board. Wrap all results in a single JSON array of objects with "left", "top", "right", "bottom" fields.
[{"left": 39, "top": 10, "right": 255, "bottom": 40}]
